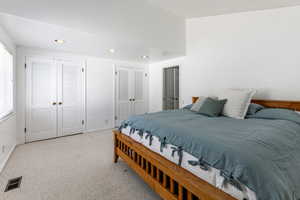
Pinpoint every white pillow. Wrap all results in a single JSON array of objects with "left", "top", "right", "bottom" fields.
[{"left": 218, "top": 89, "right": 256, "bottom": 119}]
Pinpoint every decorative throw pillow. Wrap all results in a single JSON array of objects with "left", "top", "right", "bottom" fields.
[
  {"left": 190, "top": 96, "right": 218, "bottom": 112},
  {"left": 190, "top": 96, "right": 206, "bottom": 112},
  {"left": 197, "top": 98, "right": 227, "bottom": 117},
  {"left": 247, "top": 103, "right": 265, "bottom": 115},
  {"left": 218, "top": 89, "right": 256, "bottom": 119}
]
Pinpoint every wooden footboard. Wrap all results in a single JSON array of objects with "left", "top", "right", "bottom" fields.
[{"left": 113, "top": 130, "right": 236, "bottom": 200}]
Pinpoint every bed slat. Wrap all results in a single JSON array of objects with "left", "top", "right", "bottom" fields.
[{"left": 113, "top": 131, "right": 236, "bottom": 200}]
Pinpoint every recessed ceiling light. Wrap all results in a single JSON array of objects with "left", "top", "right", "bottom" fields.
[
  {"left": 141, "top": 55, "right": 149, "bottom": 59},
  {"left": 54, "top": 39, "right": 65, "bottom": 44},
  {"left": 109, "top": 49, "right": 115, "bottom": 53}
]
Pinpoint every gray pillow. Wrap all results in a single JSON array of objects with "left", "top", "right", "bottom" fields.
[
  {"left": 190, "top": 96, "right": 218, "bottom": 112},
  {"left": 190, "top": 96, "right": 206, "bottom": 112},
  {"left": 247, "top": 108, "right": 300, "bottom": 125},
  {"left": 197, "top": 98, "right": 227, "bottom": 117},
  {"left": 247, "top": 103, "right": 265, "bottom": 115}
]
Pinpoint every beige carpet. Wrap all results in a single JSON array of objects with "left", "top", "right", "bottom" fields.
[{"left": 0, "top": 130, "right": 160, "bottom": 200}]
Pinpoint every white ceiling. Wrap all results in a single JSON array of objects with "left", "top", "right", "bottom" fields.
[
  {"left": 0, "top": 0, "right": 185, "bottom": 63},
  {"left": 1, "top": 0, "right": 300, "bottom": 62},
  {"left": 148, "top": 0, "right": 300, "bottom": 18}
]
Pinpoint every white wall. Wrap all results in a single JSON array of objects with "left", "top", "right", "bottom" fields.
[
  {"left": 183, "top": 6, "right": 300, "bottom": 104},
  {"left": 149, "top": 57, "right": 185, "bottom": 112},
  {"left": 86, "top": 58, "right": 114, "bottom": 132},
  {"left": 16, "top": 47, "right": 148, "bottom": 144},
  {"left": 0, "top": 25, "right": 17, "bottom": 172}
]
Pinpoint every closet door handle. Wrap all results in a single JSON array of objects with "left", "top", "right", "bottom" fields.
[
  {"left": 58, "top": 102, "right": 63, "bottom": 105},
  {"left": 52, "top": 102, "right": 57, "bottom": 105}
]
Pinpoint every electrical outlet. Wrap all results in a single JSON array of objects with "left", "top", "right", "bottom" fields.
[{"left": 105, "top": 120, "right": 109, "bottom": 125}]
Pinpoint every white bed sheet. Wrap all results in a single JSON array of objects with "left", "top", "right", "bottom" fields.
[{"left": 121, "top": 126, "right": 256, "bottom": 200}]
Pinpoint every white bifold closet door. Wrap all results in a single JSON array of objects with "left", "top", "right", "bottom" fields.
[
  {"left": 26, "top": 57, "right": 85, "bottom": 142},
  {"left": 132, "top": 70, "right": 146, "bottom": 115},
  {"left": 115, "top": 67, "right": 131, "bottom": 126},
  {"left": 26, "top": 57, "right": 58, "bottom": 142},
  {"left": 115, "top": 67, "right": 146, "bottom": 126},
  {"left": 58, "top": 61, "right": 85, "bottom": 136}
]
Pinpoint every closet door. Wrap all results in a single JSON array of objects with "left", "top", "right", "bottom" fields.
[
  {"left": 132, "top": 69, "right": 145, "bottom": 115},
  {"left": 26, "top": 57, "right": 58, "bottom": 142},
  {"left": 115, "top": 67, "right": 131, "bottom": 126},
  {"left": 58, "top": 61, "right": 85, "bottom": 136}
]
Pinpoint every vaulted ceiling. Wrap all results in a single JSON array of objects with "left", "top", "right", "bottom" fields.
[
  {"left": 0, "top": 0, "right": 185, "bottom": 63},
  {"left": 147, "top": 0, "right": 300, "bottom": 18},
  {"left": 0, "top": 0, "right": 299, "bottom": 62}
]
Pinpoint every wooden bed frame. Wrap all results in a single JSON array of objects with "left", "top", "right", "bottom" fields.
[
  {"left": 113, "top": 97, "right": 300, "bottom": 200},
  {"left": 192, "top": 97, "right": 300, "bottom": 111}
]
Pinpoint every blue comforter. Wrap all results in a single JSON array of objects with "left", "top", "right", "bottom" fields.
[{"left": 120, "top": 109, "right": 300, "bottom": 200}]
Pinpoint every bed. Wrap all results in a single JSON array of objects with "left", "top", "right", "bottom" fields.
[{"left": 113, "top": 97, "right": 300, "bottom": 200}]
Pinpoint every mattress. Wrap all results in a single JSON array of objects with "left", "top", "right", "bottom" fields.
[{"left": 121, "top": 126, "right": 257, "bottom": 200}]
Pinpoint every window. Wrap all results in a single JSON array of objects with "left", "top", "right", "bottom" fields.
[{"left": 0, "top": 42, "right": 14, "bottom": 120}]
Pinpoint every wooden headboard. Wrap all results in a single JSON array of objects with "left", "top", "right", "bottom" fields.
[{"left": 192, "top": 97, "right": 300, "bottom": 111}]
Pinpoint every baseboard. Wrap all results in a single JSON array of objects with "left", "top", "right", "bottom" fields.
[
  {"left": 84, "top": 127, "right": 114, "bottom": 133},
  {"left": 0, "top": 144, "right": 16, "bottom": 174}
]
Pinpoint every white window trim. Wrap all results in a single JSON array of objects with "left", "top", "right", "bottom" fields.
[
  {"left": 0, "top": 111, "right": 16, "bottom": 124},
  {"left": 0, "top": 41, "right": 15, "bottom": 123}
]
